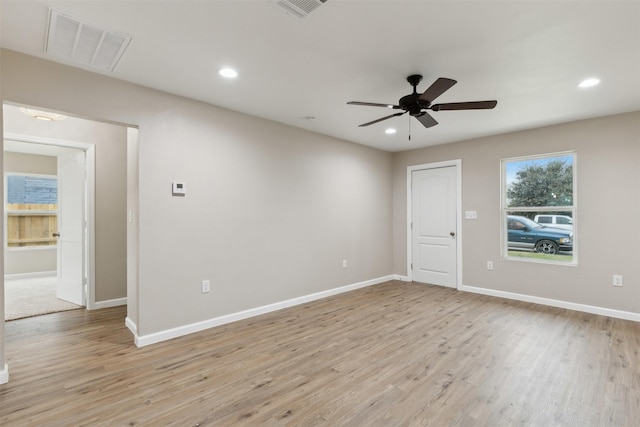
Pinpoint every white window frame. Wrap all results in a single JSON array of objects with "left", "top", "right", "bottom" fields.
[
  {"left": 4, "top": 172, "right": 59, "bottom": 251},
  {"left": 500, "top": 151, "right": 577, "bottom": 265}
]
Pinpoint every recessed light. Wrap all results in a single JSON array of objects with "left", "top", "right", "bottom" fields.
[
  {"left": 385, "top": 128, "right": 397, "bottom": 135},
  {"left": 219, "top": 67, "right": 238, "bottom": 78},
  {"left": 578, "top": 78, "right": 600, "bottom": 88}
]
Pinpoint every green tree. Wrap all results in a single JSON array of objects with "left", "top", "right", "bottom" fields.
[{"left": 507, "top": 160, "right": 573, "bottom": 208}]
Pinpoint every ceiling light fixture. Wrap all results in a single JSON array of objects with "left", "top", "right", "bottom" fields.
[
  {"left": 578, "top": 78, "right": 600, "bottom": 88},
  {"left": 385, "top": 128, "right": 397, "bottom": 134},
  {"left": 19, "top": 107, "right": 68, "bottom": 121},
  {"left": 219, "top": 68, "right": 238, "bottom": 79}
]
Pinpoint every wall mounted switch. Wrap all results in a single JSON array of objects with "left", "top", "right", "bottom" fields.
[
  {"left": 201, "top": 280, "right": 210, "bottom": 293},
  {"left": 613, "top": 275, "right": 623, "bottom": 287}
]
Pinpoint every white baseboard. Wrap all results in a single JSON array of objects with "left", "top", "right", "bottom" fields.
[
  {"left": 125, "top": 316, "right": 138, "bottom": 338},
  {"left": 393, "top": 274, "right": 411, "bottom": 282},
  {"left": 5, "top": 271, "right": 56, "bottom": 280},
  {"left": 92, "top": 297, "right": 127, "bottom": 310},
  {"left": 460, "top": 285, "right": 640, "bottom": 322},
  {"left": 0, "top": 364, "right": 8, "bottom": 384},
  {"left": 134, "top": 275, "right": 394, "bottom": 347}
]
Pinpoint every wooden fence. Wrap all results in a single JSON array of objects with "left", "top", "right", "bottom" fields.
[{"left": 6, "top": 203, "right": 58, "bottom": 247}]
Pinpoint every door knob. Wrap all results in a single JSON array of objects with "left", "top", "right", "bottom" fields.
[
  {"left": 53, "top": 232, "right": 60, "bottom": 237},
  {"left": 450, "top": 231, "right": 456, "bottom": 237}
]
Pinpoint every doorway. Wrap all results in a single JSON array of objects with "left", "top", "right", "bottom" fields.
[
  {"left": 4, "top": 137, "right": 95, "bottom": 319},
  {"left": 407, "top": 160, "right": 462, "bottom": 288}
]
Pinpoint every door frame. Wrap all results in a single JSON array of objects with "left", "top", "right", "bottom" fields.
[
  {"left": 4, "top": 133, "right": 96, "bottom": 309},
  {"left": 407, "top": 159, "right": 462, "bottom": 288}
]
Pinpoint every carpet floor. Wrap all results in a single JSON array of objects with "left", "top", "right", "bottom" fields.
[{"left": 5, "top": 276, "right": 83, "bottom": 321}]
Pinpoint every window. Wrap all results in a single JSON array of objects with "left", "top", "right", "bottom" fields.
[
  {"left": 501, "top": 153, "right": 576, "bottom": 264},
  {"left": 537, "top": 216, "right": 551, "bottom": 224},
  {"left": 5, "top": 174, "right": 58, "bottom": 248}
]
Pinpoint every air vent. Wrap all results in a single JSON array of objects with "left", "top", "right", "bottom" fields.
[
  {"left": 46, "top": 9, "right": 132, "bottom": 72},
  {"left": 276, "top": 0, "right": 327, "bottom": 19}
]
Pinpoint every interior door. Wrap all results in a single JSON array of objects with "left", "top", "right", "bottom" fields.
[
  {"left": 56, "top": 150, "right": 86, "bottom": 306},
  {"left": 411, "top": 166, "right": 457, "bottom": 288}
]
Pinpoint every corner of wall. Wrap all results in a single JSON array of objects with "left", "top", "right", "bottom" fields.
[
  {"left": 125, "top": 316, "right": 139, "bottom": 347},
  {"left": 0, "top": 364, "right": 8, "bottom": 385}
]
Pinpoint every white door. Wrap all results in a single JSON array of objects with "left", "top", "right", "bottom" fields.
[
  {"left": 411, "top": 166, "right": 457, "bottom": 288},
  {"left": 56, "top": 150, "right": 86, "bottom": 305}
]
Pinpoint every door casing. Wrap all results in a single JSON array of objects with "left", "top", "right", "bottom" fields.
[{"left": 407, "top": 160, "right": 462, "bottom": 288}]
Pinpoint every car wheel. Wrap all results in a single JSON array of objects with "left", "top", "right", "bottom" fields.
[{"left": 535, "top": 240, "right": 558, "bottom": 254}]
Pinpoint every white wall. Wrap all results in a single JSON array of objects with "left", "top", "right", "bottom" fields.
[
  {"left": 3, "top": 152, "right": 57, "bottom": 276},
  {"left": 126, "top": 128, "right": 139, "bottom": 333},
  {"left": 393, "top": 111, "right": 640, "bottom": 315},
  {"left": 0, "top": 49, "right": 394, "bottom": 341}
]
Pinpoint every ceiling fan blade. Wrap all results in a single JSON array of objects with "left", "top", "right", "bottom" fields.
[
  {"left": 418, "top": 77, "right": 457, "bottom": 103},
  {"left": 431, "top": 100, "right": 498, "bottom": 111},
  {"left": 348, "top": 101, "right": 400, "bottom": 109},
  {"left": 359, "top": 111, "right": 406, "bottom": 127},
  {"left": 416, "top": 111, "right": 438, "bottom": 128}
]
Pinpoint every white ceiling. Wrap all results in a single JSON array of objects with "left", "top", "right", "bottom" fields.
[{"left": 2, "top": 0, "right": 639, "bottom": 152}]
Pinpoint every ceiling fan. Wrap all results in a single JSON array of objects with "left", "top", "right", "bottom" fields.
[{"left": 347, "top": 74, "right": 497, "bottom": 128}]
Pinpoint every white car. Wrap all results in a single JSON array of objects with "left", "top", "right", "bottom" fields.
[{"left": 533, "top": 214, "right": 573, "bottom": 231}]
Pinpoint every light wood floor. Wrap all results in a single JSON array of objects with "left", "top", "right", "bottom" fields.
[{"left": 1, "top": 281, "right": 638, "bottom": 426}]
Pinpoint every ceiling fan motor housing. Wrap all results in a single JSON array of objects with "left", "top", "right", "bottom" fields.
[{"left": 401, "top": 75, "right": 431, "bottom": 115}]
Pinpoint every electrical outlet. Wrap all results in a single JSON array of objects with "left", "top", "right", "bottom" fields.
[
  {"left": 612, "top": 275, "right": 623, "bottom": 287},
  {"left": 342, "top": 259, "right": 348, "bottom": 269},
  {"left": 201, "top": 280, "right": 210, "bottom": 293},
  {"left": 487, "top": 261, "right": 493, "bottom": 270}
]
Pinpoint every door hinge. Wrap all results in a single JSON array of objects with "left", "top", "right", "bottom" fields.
[{"left": 411, "top": 263, "right": 413, "bottom": 270}]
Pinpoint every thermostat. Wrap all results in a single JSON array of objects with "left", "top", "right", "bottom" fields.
[{"left": 172, "top": 181, "right": 186, "bottom": 196}]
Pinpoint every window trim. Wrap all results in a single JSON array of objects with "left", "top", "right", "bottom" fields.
[
  {"left": 500, "top": 151, "right": 577, "bottom": 265},
  {"left": 4, "top": 172, "right": 59, "bottom": 251}
]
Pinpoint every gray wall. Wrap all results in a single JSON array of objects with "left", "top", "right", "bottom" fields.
[
  {"left": 2, "top": 101, "right": 127, "bottom": 302},
  {"left": 3, "top": 151, "right": 57, "bottom": 275},
  {"left": 393, "top": 111, "right": 640, "bottom": 314},
  {"left": 0, "top": 49, "right": 394, "bottom": 338}
]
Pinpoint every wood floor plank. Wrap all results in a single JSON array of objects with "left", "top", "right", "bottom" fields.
[{"left": 1, "top": 281, "right": 639, "bottom": 426}]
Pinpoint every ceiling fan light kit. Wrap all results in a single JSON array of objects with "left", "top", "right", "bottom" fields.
[{"left": 348, "top": 74, "right": 497, "bottom": 129}]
